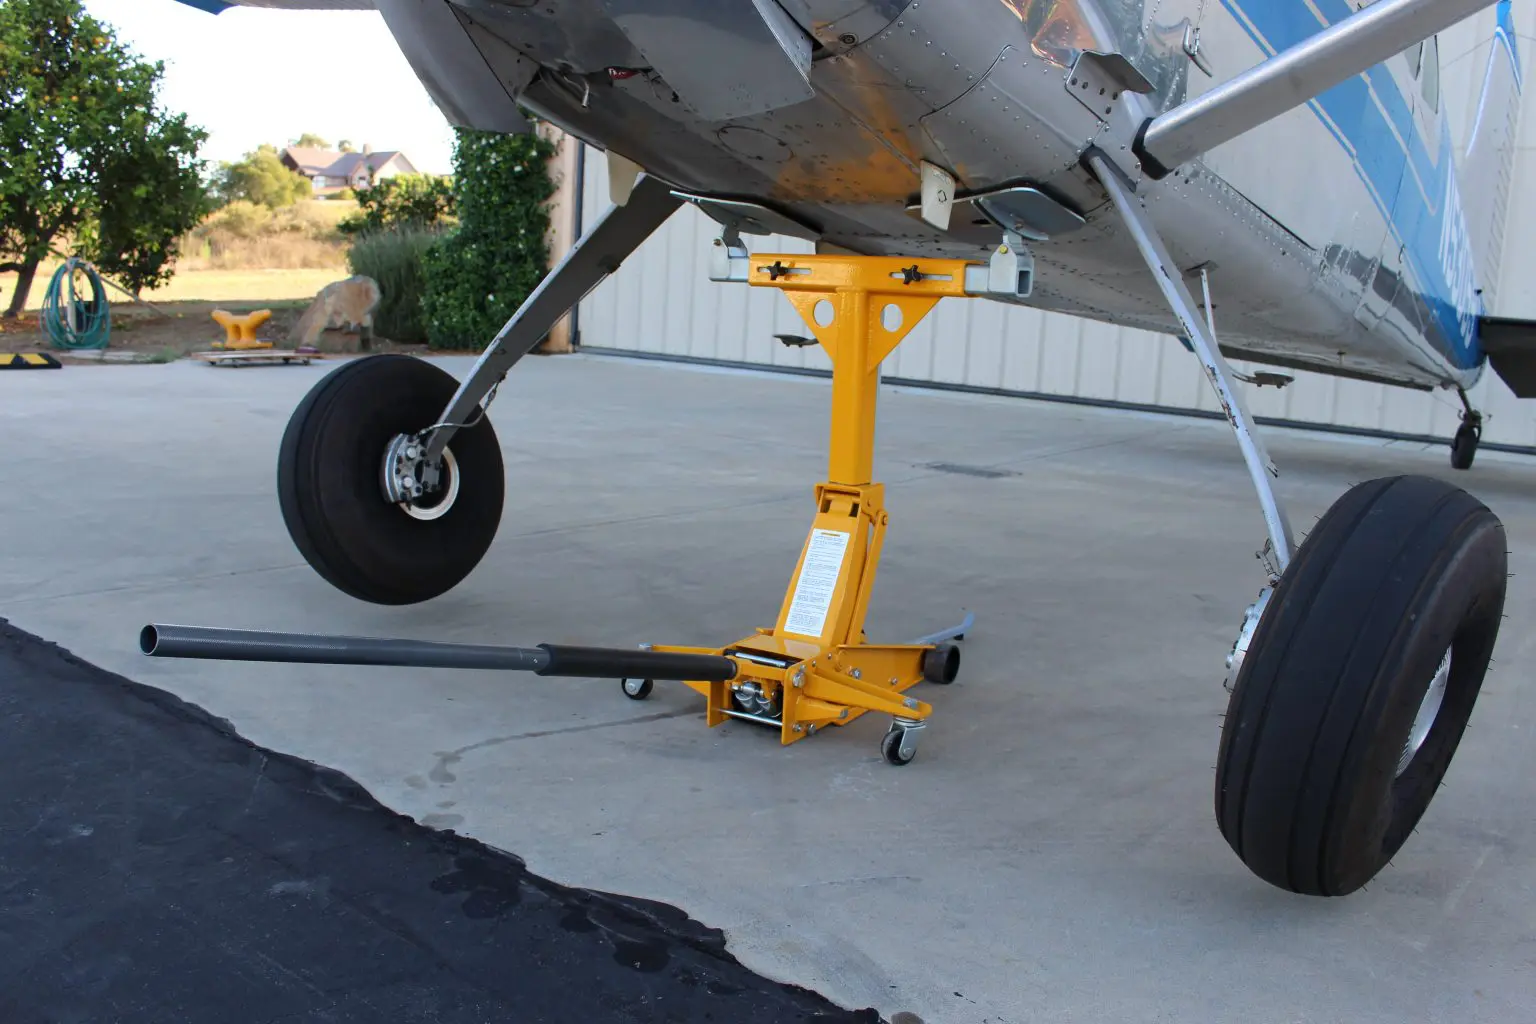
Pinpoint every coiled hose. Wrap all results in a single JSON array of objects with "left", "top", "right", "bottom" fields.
[{"left": 40, "top": 258, "right": 111, "bottom": 350}]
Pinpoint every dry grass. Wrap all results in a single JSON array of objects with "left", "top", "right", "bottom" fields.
[
  {"left": 175, "top": 199, "right": 353, "bottom": 271},
  {"left": 1, "top": 266, "right": 349, "bottom": 312},
  {"left": 142, "top": 268, "right": 353, "bottom": 303},
  {"left": 1, "top": 198, "right": 356, "bottom": 311}
]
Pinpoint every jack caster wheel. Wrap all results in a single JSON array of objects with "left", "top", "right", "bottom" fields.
[
  {"left": 1450, "top": 419, "right": 1480, "bottom": 470},
  {"left": 1216, "top": 475, "right": 1506, "bottom": 896},
  {"left": 881, "top": 721, "right": 923, "bottom": 766},
  {"left": 621, "top": 678, "right": 653, "bottom": 700},
  {"left": 921, "top": 643, "right": 960, "bottom": 684},
  {"left": 277, "top": 354, "right": 505, "bottom": 604}
]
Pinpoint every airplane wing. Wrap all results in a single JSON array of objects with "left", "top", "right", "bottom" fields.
[{"left": 173, "top": 1, "right": 375, "bottom": 11}]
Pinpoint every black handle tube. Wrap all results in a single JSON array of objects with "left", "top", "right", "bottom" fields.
[
  {"left": 535, "top": 644, "right": 738, "bottom": 682},
  {"left": 140, "top": 624, "right": 550, "bottom": 672},
  {"left": 138, "top": 625, "right": 741, "bottom": 682}
]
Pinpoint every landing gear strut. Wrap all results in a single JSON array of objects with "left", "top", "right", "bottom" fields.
[{"left": 1088, "top": 149, "right": 1508, "bottom": 896}]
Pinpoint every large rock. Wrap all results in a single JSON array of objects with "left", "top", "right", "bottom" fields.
[{"left": 291, "top": 275, "right": 382, "bottom": 351}]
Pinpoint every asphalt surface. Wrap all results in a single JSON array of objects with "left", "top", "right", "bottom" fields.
[
  {"left": 3, "top": 352, "right": 1535, "bottom": 1023},
  {"left": 0, "top": 617, "right": 878, "bottom": 1023}
]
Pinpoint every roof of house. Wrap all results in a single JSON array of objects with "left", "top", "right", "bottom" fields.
[{"left": 282, "top": 147, "right": 410, "bottom": 180}]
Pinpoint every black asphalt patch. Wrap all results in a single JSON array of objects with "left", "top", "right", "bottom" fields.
[{"left": 0, "top": 619, "right": 880, "bottom": 1023}]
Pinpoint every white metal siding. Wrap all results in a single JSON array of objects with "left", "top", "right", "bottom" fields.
[{"left": 575, "top": 20, "right": 1536, "bottom": 450}]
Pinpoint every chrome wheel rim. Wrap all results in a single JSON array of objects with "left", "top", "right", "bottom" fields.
[
  {"left": 1397, "top": 646, "right": 1451, "bottom": 778},
  {"left": 400, "top": 448, "right": 459, "bottom": 521}
]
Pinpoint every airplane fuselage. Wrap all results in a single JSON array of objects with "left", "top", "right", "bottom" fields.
[{"left": 410, "top": 0, "right": 1514, "bottom": 393}]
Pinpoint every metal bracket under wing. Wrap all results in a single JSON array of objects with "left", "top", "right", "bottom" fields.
[
  {"left": 1066, "top": 50, "right": 1155, "bottom": 121},
  {"left": 671, "top": 190, "right": 821, "bottom": 241},
  {"left": 904, "top": 183, "right": 1087, "bottom": 244}
]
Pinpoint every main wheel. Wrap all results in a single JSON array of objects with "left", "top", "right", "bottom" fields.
[
  {"left": 1215, "top": 475, "right": 1506, "bottom": 896},
  {"left": 277, "top": 354, "right": 505, "bottom": 604}
]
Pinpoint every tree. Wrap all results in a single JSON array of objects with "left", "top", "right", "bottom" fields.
[
  {"left": 292, "top": 132, "right": 329, "bottom": 148},
  {"left": 214, "top": 144, "right": 313, "bottom": 209},
  {"left": 421, "top": 127, "right": 556, "bottom": 349},
  {"left": 1, "top": 0, "right": 213, "bottom": 316},
  {"left": 337, "top": 139, "right": 357, "bottom": 153},
  {"left": 338, "top": 173, "right": 456, "bottom": 236}
]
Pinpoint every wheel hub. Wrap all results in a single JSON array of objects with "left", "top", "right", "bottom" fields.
[
  {"left": 1396, "top": 646, "right": 1452, "bottom": 777},
  {"left": 1223, "top": 587, "right": 1272, "bottom": 692},
  {"left": 382, "top": 433, "right": 459, "bottom": 520}
]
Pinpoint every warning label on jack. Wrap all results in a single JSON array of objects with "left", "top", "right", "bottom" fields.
[{"left": 783, "top": 528, "right": 851, "bottom": 639}]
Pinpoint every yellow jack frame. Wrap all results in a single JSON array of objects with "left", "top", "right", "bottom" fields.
[{"left": 643, "top": 251, "right": 985, "bottom": 762}]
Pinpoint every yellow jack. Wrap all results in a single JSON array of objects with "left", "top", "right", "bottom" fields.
[{"left": 639, "top": 251, "right": 984, "bottom": 764}]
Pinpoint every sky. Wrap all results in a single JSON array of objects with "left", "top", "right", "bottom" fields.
[{"left": 81, "top": 0, "right": 459, "bottom": 174}]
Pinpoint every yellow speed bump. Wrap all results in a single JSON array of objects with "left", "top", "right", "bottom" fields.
[{"left": 0, "top": 352, "right": 63, "bottom": 370}]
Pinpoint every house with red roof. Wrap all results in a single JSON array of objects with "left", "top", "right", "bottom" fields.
[{"left": 280, "top": 144, "right": 420, "bottom": 197}]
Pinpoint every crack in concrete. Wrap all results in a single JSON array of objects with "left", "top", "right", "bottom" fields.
[{"left": 428, "top": 709, "right": 697, "bottom": 783}]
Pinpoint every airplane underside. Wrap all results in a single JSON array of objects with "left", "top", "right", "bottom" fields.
[{"left": 441, "top": 0, "right": 1472, "bottom": 393}]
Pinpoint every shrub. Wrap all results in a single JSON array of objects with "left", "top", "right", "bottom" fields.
[
  {"left": 339, "top": 174, "right": 456, "bottom": 236},
  {"left": 421, "top": 128, "right": 556, "bottom": 350},
  {"left": 346, "top": 225, "right": 442, "bottom": 343},
  {"left": 214, "top": 144, "right": 313, "bottom": 209}
]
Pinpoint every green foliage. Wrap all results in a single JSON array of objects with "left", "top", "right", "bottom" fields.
[
  {"left": 421, "top": 128, "right": 557, "bottom": 350},
  {"left": 292, "top": 132, "right": 329, "bottom": 148},
  {"left": 346, "top": 225, "right": 441, "bottom": 343},
  {"left": 0, "top": 0, "right": 213, "bottom": 315},
  {"left": 214, "top": 144, "right": 313, "bottom": 209},
  {"left": 339, "top": 173, "right": 455, "bottom": 236}
]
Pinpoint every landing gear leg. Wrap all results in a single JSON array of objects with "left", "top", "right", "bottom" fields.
[
  {"left": 276, "top": 175, "right": 684, "bottom": 604},
  {"left": 1088, "top": 151, "right": 1509, "bottom": 896},
  {"left": 1451, "top": 387, "right": 1482, "bottom": 470}
]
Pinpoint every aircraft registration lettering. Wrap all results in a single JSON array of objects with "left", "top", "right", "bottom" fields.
[
  {"left": 1438, "top": 148, "right": 1481, "bottom": 351},
  {"left": 784, "top": 529, "right": 851, "bottom": 639}
]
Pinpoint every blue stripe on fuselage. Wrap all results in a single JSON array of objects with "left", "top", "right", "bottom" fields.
[{"left": 1219, "top": 0, "right": 1520, "bottom": 372}]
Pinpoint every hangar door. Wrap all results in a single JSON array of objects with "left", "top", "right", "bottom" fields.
[{"left": 572, "top": 141, "right": 1536, "bottom": 451}]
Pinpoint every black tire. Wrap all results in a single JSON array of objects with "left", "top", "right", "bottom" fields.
[
  {"left": 1450, "top": 421, "right": 1479, "bottom": 470},
  {"left": 1215, "top": 475, "right": 1506, "bottom": 896},
  {"left": 921, "top": 643, "right": 960, "bottom": 684},
  {"left": 621, "top": 678, "right": 654, "bottom": 700},
  {"left": 881, "top": 728, "right": 916, "bottom": 766},
  {"left": 277, "top": 354, "right": 505, "bottom": 605}
]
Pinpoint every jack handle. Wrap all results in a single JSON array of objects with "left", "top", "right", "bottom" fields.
[{"left": 139, "top": 624, "right": 739, "bottom": 682}]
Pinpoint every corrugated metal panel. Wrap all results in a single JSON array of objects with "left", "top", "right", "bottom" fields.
[{"left": 575, "top": 26, "right": 1536, "bottom": 449}]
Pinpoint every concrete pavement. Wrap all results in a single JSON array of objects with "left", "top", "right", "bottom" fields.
[{"left": 4, "top": 352, "right": 1534, "bottom": 1023}]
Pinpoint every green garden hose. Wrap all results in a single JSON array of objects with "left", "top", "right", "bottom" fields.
[{"left": 40, "top": 258, "right": 111, "bottom": 350}]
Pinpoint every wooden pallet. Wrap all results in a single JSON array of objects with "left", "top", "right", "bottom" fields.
[{"left": 192, "top": 349, "right": 323, "bottom": 367}]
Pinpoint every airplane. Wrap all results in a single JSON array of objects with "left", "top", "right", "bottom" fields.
[{"left": 156, "top": 0, "right": 1529, "bottom": 899}]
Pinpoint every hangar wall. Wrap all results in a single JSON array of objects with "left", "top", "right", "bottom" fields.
[{"left": 573, "top": 10, "right": 1536, "bottom": 451}]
